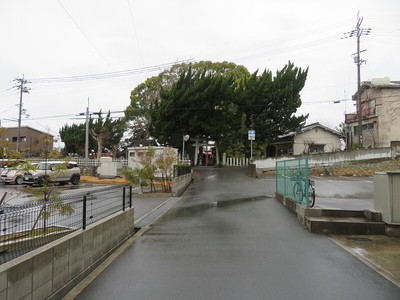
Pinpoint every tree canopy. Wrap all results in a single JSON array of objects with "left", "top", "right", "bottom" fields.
[
  {"left": 149, "top": 68, "right": 237, "bottom": 147},
  {"left": 147, "top": 61, "right": 309, "bottom": 157},
  {"left": 237, "top": 62, "right": 308, "bottom": 145},
  {"left": 59, "top": 111, "right": 125, "bottom": 157},
  {"left": 59, "top": 123, "right": 89, "bottom": 155},
  {"left": 124, "top": 61, "right": 250, "bottom": 141}
]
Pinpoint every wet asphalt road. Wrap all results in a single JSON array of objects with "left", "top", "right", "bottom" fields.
[{"left": 77, "top": 168, "right": 399, "bottom": 299}]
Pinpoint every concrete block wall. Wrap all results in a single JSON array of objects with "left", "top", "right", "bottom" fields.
[
  {"left": 0, "top": 208, "right": 134, "bottom": 300},
  {"left": 255, "top": 147, "right": 392, "bottom": 172},
  {"left": 172, "top": 173, "right": 192, "bottom": 197}
]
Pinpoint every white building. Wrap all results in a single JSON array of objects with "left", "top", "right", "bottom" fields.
[
  {"left": 127, "top": 146, "right": 178, "bottom": 176},
  {"left": 270, "top": 123, "right": 343, "bottom": 156}
]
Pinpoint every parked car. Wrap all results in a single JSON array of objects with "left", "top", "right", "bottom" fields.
[
  {"left": 23, "top": 161, "right": 81, "bottom": 186},
  {"left": 0, "top": 161, "right": 34, "bottom": 185}
]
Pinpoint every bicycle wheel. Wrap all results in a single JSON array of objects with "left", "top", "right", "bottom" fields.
[
  {"left": 308, "top": 182, "right": 315, "bottom": 208},
  {"left": 293, "top": 181, "right": 303, "bottom": 203}
]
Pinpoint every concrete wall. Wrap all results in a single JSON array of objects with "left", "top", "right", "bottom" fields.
[
  {"left": 376, "top": 89, "right": 400, "bottom": 148},
  {"left": 0, "top": 208, "right": 134, "bottom": 300},
  {"left": 255, "top": 147, "right": 392, "bottom": 171},
  {"left": 172, "top": 173, "right": 192, "bottom": 197}
]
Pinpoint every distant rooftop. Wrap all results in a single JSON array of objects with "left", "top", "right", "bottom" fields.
[
  {"left": 278, "top": 122, "right": 343, "bottom": 139},
  {"left": 362, "top": 77, "right": 400, "bottom": 88}
]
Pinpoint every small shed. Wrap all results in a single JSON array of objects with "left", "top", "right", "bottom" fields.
[
  {"left": 270, "top": 123, "right": 343, "bottom": 157},
  {"left": 127, "top": 146, "right": 179, "bottom": 176}
]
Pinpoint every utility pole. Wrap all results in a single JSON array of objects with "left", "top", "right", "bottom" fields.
[
  {"left": 13, "top": 75, "right": 30, "bottom": 152},
  {"left": 85, "top": 98, "right": 90, "bottom": 166},
  {"left": 342, "top": 13, "right": 371, "bottom": 149}
]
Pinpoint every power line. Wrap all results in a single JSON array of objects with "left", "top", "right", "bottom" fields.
[
  {"left": 29, "top": 59, "right": 194, "bottom": 83},
  {"left": 126, "top": 0, "right": 143, "bottom": 62},
  {"left": 56, "top": 0, "right": 111, "bottom": 67}
]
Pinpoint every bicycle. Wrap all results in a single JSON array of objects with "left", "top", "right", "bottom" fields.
[{"left": 293, "top": 178, "right": 315, "bottom": 208}]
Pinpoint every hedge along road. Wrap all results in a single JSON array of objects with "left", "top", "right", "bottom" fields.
[{"left": 76, "top": 168, "right": 399, "bottom": 300}]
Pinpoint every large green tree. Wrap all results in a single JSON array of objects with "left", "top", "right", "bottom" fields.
[
  {"left": 89, "top": 111, "right": 125, "bottom": 158},
  {"left": 235, "top": 62, "right": 309, "bottom": 156},
  {"left": 125, "top": 61, "right": 249, "bottom": 141},
  {"left": 148, "top": 61, "right": 308, "bottom": 159},
  {"left": 149, "top": 68, "right": 238, "bottom": 150},
  {"left": 60, "top": 112, "right": 125, "bottom": 157},
  {"left": 59, "top": 123, "right": 90, "bottom": 155}
]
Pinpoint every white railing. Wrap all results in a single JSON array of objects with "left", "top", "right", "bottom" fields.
[
  {"left": 223, "top": 156, "right": 249, "bottom": 167},
  {"left": 179, "top": 160, "right": 191, "bottom": 166}
]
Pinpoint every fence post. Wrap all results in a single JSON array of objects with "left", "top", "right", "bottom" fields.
[
  {"left": 122, "top": 186, "right": 126, "bottom": 211},
  {"left": 282, "top": 161, "right": 285, "bottom": 196},
  {"left": 82, "top": 196, "right": 87, "bottom": 230},
  {"left": 129, "top": 185, "right": 132, "bottom": 208}
]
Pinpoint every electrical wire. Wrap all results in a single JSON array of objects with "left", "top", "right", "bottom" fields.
[
  {"left": 126, "top": 0, "right": 143, "bottom": 62},
  {"left": 56, "top": 0, "right": 111, "bottom": 67},
  {"left": 29, "top": 59, "right": 194, "bottom": 83}
]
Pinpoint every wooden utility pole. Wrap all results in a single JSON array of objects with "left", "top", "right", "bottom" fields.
[
  {"left": 85, "top": 99, "right": 89, "bottom": 166},
  {"left": 356, "top": 14, "right": 364, "bottom": 149},
  {"left": 13, "top": 75, "right": 30, "bottom": 152},
  {"left": 342, "top": 13, "right": 371, "bottom": 149}
]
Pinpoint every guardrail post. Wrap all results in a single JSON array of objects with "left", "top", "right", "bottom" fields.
[
  {"left": 122, "top": 186, "right": 126, "bottom": 211},
  {"left": 82, "top": 196, "right": 87, "bottom": 230}
]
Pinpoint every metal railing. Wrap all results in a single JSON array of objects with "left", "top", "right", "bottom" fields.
[
  {"left": 276, "top": 157, "right": 311, "bottom": 207},
  {"left": 179, "top": 160, "right": 191, "bottom": 166},
  {"left": 0, "top": 185, "right": 132, "bottom": 264},
  {"left": 173, "top": 165, "right": 192, "bottom": 178}
]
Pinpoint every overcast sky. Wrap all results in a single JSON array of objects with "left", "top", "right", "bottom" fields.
[{"left": 1, "top": 0, "right": 399, "bottom": 146}]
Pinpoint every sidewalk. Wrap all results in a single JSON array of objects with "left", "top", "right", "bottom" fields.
[
  {"left": 330, "top": 234, "right": 400, "bottom": 288},
  {"left": 64, "top": 178, "right": 174, "bottom": 300}
]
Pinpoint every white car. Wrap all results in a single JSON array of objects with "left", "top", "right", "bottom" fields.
[
  {"left": 0, "top": 162, "right": 38, "bottom": 185},
  {"left": 23, "top": 161, "right": 81, "bottom": 186}
]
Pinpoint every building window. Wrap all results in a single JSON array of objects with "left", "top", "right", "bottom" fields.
[
  {"left": 362, "top": 123, "right": 374, "bottom": 131},
  {"left": 3, "top": 137, "right": 9, "bottom": 141},
  {"left": 309, "top": 144, "right": 325, "bottom": 153},
  {"left": 129, "top": 152, "right": 135, "bottom": 157},
  {"left": 353, "top": 123, "right": 374, "bottom": 136},
  {"left": 11, "top": 136, "right": 27, "bottom": 142}
]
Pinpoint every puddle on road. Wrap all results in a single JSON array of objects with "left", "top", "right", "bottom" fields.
[
  {"left": 209, "top": 195, "right": 270, "bottom": 208},
  {"left": 157, "top": 195, "right": 272, "bottom": 222}
]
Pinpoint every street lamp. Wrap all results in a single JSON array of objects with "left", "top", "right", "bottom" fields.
[{"left": 182, "top": 135, "right": 190, "bottom": 161}]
